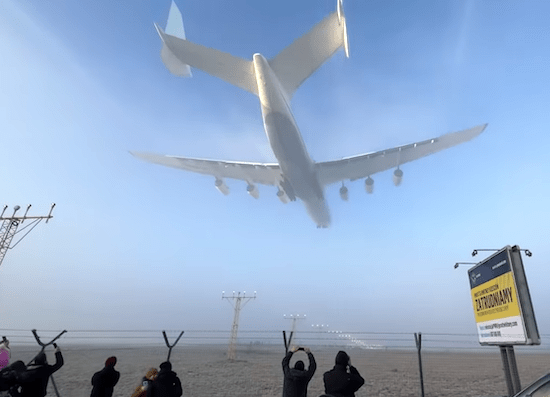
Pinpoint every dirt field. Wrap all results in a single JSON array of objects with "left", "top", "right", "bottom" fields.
[{"left": 6, "top": 344, "right": 550, "bottom": 397}]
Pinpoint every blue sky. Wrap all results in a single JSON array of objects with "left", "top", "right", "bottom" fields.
[{"left": 1, "top": 0, "right": 549, "bottom": 342}]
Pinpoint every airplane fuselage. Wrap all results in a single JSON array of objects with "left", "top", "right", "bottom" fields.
[{"left": 252, "top": 54, "right": 331, "bottom": 228}]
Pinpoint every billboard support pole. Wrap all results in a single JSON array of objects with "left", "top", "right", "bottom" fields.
[
  {"left": 506, "top": 345, "right": 521, "bottom": 394},
  {"left": 499, "top": 345, "right": 522, "bottom": 396},
  {"left": 499, "top": 345, "right": 514, "bottom": 397}
]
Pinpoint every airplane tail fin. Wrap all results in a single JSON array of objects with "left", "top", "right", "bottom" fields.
[
  {"left": 268, "top": 0, "right": 349, "bottom": 98},
  {"left": 155, "top": 2, "right": 258, "bottom": 95},
  {"left": 158, "top": 1, "right": 192, "bottom": 77}
]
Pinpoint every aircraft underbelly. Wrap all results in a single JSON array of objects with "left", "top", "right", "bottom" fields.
[{"left": 264, "top": 111, "right": 321, "bottom": 198}]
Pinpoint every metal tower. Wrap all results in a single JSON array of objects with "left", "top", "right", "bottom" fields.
[
  {"left": 284, "top": 313, "right": 306, "bottom": 334},
  {"left": 283, "top": 313, "right": 306, "bottom": 346},
  {"left": 311, "top": 323, "right": 329, "bottom": 346},
  {"left": 0, "top": 204, "right": 55, "bottom": 268},
  {"left": 222, "top": 291, "right": 256, "bottom": 361}
]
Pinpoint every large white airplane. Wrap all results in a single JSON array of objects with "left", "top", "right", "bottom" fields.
[{"left": 132, "top": 1, "right": 486, "bottom": 228}]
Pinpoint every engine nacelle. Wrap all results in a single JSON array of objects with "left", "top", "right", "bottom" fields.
[
  {"left": 339, "top": 185, "right": 349, "bottom": 201},
  {"left": 277, "top": 189, "right": 290, "bottom": 204},
  {"left": 365, "top": 177, "right": 374, "bottom": 194},
  {"left": 247, "top": 184, "right": 259, "bottom": 199},
  {"left": 215, "top": 178, "right": 230, "bottom": 195},
  {"left": 393, "top": 168, "right": 403, "bottom": 186}
]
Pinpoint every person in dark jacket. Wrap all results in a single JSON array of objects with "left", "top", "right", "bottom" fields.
[
  {"left": 90, "top": 356, "right": 120, "bottom": 397},
  {"left": 0, "top": 360, "right": 25, "bottom": 394},
  {"left": 19, "top": 343, "right": 64, "bottom": 397},
  {"left": 282, "top": 346, "right": 316, "bottom": 397},
  {"left": 323, "top": 351, "right": 364, "bottom": 397},
  {"left": 146, "top": 361, "right": 182, "bottom": 397}
]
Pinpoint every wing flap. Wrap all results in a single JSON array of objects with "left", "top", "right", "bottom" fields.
[
  {"left": 316, "top": 124, "right": 487, "bottom": 186},
  {"left": 131, "top": 152, "right": 282, "bottom": 186}
]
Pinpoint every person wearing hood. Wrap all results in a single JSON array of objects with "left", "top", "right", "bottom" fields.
[
  {"left": 323, "top": 351, "right": 364, "bottom": 397},
  {"left": 90, "top": 356, "right": 120, "bottom": 397},
  {"left": 146, "top": 361, "right": 182, "bottom": 397},
  {"left": 19, "top": 343, "right": 64, "bottom": 397},
  {"left": 0, "top": 337, "right": 10, "bottom": 371},
  {"left": 282, "top": 346, "right": 316, "bottom": 397}
]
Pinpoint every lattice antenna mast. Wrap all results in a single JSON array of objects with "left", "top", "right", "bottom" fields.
[
  {"left": 222, "top": 290, "right": 256, "bottom": 361},
  {"left": 0, "top": 204, "right": 55, "bottom": 268}
]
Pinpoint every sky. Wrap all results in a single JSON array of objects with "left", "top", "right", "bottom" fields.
[{"left": 1, "top": 0, "right": 550, "bottom": 345}]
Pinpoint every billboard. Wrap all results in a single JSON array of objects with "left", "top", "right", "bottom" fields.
[{"left": 468, "top": 245, "right": 540, "bottom": 345}]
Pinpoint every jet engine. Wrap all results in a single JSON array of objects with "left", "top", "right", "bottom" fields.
[
  {"left": 247, "top": 184, "right": 259, "bottom": 199},
  {"left": 393, "top": 168, "right": 403, "bottom": 186},
  {"left": 365, "top": 177, "right": 374, "bottom": 194},
  {"left": 339, "top": 185, "right": 349, "bottom": 201},
  {"left": 277, "top": 189, "right": 290, "bottom": 204},
  {"left": 215, "top": 178, "right": 229, "bottom": 195}
]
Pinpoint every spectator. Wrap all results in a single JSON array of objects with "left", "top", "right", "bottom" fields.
[
  {"left": 323, "top": 350, "right": 364, "bottom": 397},
  {"left": 90, "top": 356, "right": 120, "bottom": 397},
  {"left": 282, "top": 346, "right": 316, "bottom": 397},
  {"left": 131, "top": 368, "right": 158, "bottom": 397},
  {"left": 19, "top": 343, "right": 64, "bottom": 397},
  {"left": 146, "top": 361, "right": 182, "bottom": 397},
  {"left": 0, "top": 337, "right": 10, "bottom": 371}
]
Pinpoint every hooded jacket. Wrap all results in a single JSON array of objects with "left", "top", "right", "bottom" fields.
[
  {"left": 19, "top": 349, "right": 64, "bottom": 397},
  {"left": 323, "top": 351, "right": 364, "bottom": 397},
  {"left": 282, "top": 350, "right": 316, "bottom": 397},
  {"left": 90, "top": 363, "right": 120, "bottom": 397},
  {"left": 146, "top": 363, "right": 182, "bottom": 397}
]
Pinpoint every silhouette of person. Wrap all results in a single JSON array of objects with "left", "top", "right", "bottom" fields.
[
  {"left": 0, "top": 337, "right": 10, "bottom": 371},
  {"left": 19, "top": 343, "right": 64, "bottom": 397},
  {"left": 0, "top": 360, "right": 26, "bottom": 395},
  {"left": 323, "top": 351, "right": 364, "bottom": 397},
  {"left": 146, "top": 361, "right": 182, "bottom": 397},
  {"left": 282, "top": 346, "right": 316, "bottom": 397},
  {"left": 131, "top": 368, "right": 158, "bottom": 397},
  {"left": 90, "top": 356, "right": 120, "bottom": 397}
]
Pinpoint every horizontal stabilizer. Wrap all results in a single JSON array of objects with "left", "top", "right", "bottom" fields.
[
  {"left": 155, "top": 29, "right": 257, "bottom": 95},
  {"left": 269, "top": 0, "right": 349, "bottom": 97}
]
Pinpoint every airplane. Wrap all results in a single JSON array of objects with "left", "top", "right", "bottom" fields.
[{"left": 131, "top": 0, "right": 487, "bottom": 228}]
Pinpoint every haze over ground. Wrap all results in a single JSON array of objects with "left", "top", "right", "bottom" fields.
[{"left": 1, "top": 0, "right": 549, "bottom": 342}]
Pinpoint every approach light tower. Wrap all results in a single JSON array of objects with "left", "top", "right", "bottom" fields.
[
  {"left": 0, "top": 204, "right": 55, "bottom": 268},
  {"left": 222, "top": 291, "right": 256, "bottom": 361},
  {"left": 312, "top": 324, "right": 329, "bottom": 346},
  {"left": 284, "top": 314, "right": 306, "bottom": 334}
]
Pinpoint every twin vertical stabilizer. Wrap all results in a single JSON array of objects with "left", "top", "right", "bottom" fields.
[
  {"left": 157, "top": 1, "right": 192, "bottom": 77},
  {"left": 155, "top": 1, "right": 350, "bottom": 98}
]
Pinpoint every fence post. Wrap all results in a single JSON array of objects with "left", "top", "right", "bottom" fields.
[{"left": 414, "top": 332, "right": 425, "bottom": 397}]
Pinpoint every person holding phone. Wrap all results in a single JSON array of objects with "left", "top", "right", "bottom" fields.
[
  {"left": 322, "top": 350, "right": 364, "bottom": 397},
  {"left": 282, "top": 346, "right": 316, "bottom": 397}
]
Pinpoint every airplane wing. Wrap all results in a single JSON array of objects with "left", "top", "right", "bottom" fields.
[
  {"left": 130, "top": 151, "right": 282, "bottom": 186},
  {"left": 316, "top": 124, "right": 487, "bottom": 186}
]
